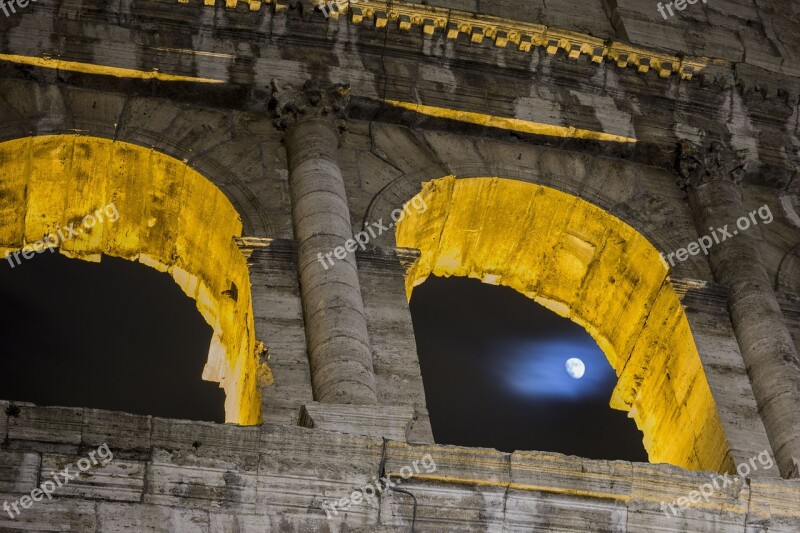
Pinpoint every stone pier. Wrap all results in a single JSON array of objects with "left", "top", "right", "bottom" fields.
[
  {"left": 678, "top": 140, "right": 800, "bottom": 477},
  {"left": 271, "top": 80, "right": 379, "bottom": 406}
]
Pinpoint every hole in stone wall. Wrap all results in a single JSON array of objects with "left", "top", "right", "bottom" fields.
[
  {"left": 410, "top": 275, "right": 648, "bottom": 462},
  {"left": 0, "top": 252, "right": 225, "bottom": 423},
  {"left": 223, "top": 281, "right": 239, "bottom": 302}
]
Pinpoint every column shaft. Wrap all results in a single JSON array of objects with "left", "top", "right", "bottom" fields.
[
  {"left": 688, "top": 180, "right": 800, "bottom": 476},
  {"left": 284, "top": 118, "right": 377, "bottom": 405}
]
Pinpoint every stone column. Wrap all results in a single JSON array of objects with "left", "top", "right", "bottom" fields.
[
  {"left": 677, "top": 140, "right": 800, "bottom": 477},
  {"left": 271, "top": 80, "right": 378, "bottom": 405}
]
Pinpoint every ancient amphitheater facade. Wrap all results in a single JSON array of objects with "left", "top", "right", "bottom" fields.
[{"left": 0, "top": 0, "right": 799, "bottom": 531}]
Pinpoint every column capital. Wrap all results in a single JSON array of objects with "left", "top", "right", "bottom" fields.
[
  {"left": 270, "top": 79, "right": 350, "bottom": 131},
  {"left": 676, "top": 139, "right": 747, "bottom": 193}
]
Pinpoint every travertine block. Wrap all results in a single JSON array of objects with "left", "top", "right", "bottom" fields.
[
  {"left": 81, "top": 409, "right": 152, "bottom": 457},
  {"left": 0, "top": 451, "right": 39, "bottom": 493},
  {"left": 0, "top": 495, "right": 96, "bottom": 532},
  {"left": 7, "top": 405, "right": 83, "bottom": 452},
  {"left": 97, "top": 502, "right": 208, "bottom": 532},
  {"left": 41, "top": 453, "right": 145, "bottom": 502}
]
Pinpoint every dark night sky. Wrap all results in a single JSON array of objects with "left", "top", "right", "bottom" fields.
[
  {"left": 410, "top": 275, "right": 648, "bottom": 462},
  {"left": 0, "top": 251, "right": 225, "bottom": 422}
]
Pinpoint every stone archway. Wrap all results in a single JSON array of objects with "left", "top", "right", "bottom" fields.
[
  {"left": 0, "top": 135, "right": 269, "bottom": 425},
  {"left": 397, "top": 175, "right": 731, "bottom": 472}
]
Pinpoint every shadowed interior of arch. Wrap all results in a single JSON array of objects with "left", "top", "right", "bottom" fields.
[
  {"left": 0, "top": 252, "right": 225, "bottom": 422},
  {"left": 410, "top": 274, "right": 648, "bottom": 461},
  {"left": 397, "top": 175, "right": 733, "bottom": 472}
]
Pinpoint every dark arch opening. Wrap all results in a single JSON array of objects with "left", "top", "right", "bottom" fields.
[
  {"left": 0, "top": 252, "right": 225, "bottom": 422},
  {"left": 410, "top": 275, "right": 648, "bottom": 462}
]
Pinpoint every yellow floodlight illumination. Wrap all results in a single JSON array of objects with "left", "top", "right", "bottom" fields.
[
  {"left": 0, "top": 135, "right": 267, "bottom": 424},
  {"left": 397, "top": 176, "right": 730, "bottom": 472}
]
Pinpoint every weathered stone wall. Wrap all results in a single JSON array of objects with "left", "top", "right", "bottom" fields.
[
  {"left": 357, "top": 247, "right": 434, "bottom": 443},
  {"left": 0, "top": 77, "right": 793, "bottom": 291},
  {"left": 247, "top": 239, "right": 315, "bottom": 426},
  {"left": 677, "top": 281, "right": 779, "bottom": 475},
  {"left": 0, "top": 82, "right": 795, "bottom": 454},
  {"left": 1, "top": 401, "right": 799, "bottom": 531},
  {"left": 0, "top": 0, "right": 799, "bottom": 529},
  {"left": 1, "top": 0, "right": 799, "bottom": 185}
]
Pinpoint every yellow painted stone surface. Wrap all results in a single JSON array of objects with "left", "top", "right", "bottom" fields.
[
  {"left": 383, "top": 100, "right": 638, "bottom": 143},
  {"left": 0, "top": 135, "right": 267, "bottom": 425},
  {"left": 0, "top": 54, "right": 224, "bottom": 84},
  {"left": 397, "top": 176, "right": 730, "bottom": 472}
]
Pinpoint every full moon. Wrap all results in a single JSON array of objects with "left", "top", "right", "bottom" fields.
[{"left": 565, "top": 358, "right": 585, "bottom": 379}]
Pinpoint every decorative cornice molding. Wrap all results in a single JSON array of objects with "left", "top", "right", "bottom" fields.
[
  {"left": 675, "top": 140, "right": 747, "bottom": 192},
  {"left": 269, "top": 79, "right": 351, "bottom": 130},
  {"left": 178, "top": 0, "right": 287, "bottom": 11},
  {"left": 179, "top": 0, "right": 712, "bottom": 81}
]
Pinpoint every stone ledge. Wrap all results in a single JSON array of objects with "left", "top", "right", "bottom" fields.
[
  {"left": 2, "top": 403, "right": 798, "bottom": 527},
  {"left": 299, "top": 402, "right": 415, "bottom": 441},
  {"left": 5, "top": 404, "right": 83, "bottom": 454},
  {"left": 82, "top": 409, "right": 152, "bottom": 459},
  {"left": 0, "top": 406, "right": 798, "bottom": 530}
]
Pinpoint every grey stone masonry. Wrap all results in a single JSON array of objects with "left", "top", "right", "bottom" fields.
[
  {"left": 0, "top": 403, "right": 798, "bottom": 532},
  {"left": 1, "top": 0, "right": 800, "bottom": 529},
  {"left": 677, "top": 139, "right": 800, "bottom": 478},
  {"left": 271, "top": 80, "right": 379, "bottom": 406}
]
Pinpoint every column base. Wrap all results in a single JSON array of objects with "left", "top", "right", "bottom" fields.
[{"left": 299, "top": 402, "right": 415, "bottom": 441}]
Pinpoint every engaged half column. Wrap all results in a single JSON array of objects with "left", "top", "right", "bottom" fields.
[{"left": 271, "top": 80, "right": 378, "bottom": 405}]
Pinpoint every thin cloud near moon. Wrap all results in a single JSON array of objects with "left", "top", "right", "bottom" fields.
[{"left": 497, "top": 339, "right": 613, "bottom": 400}]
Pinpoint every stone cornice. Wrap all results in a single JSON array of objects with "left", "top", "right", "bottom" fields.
[
  {"left": 347, "top": 1, "right": 708, "bottom": 79},
  {"left": 179, "top": 0, "right": 712, "bottom": 81}
]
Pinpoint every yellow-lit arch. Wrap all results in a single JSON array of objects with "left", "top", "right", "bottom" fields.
[
  {"left": 0, "top": 135, "right": 269, "bottom": 425},
  {"left": 397, "top": 175, "right": 731, "bottom": 472}
]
